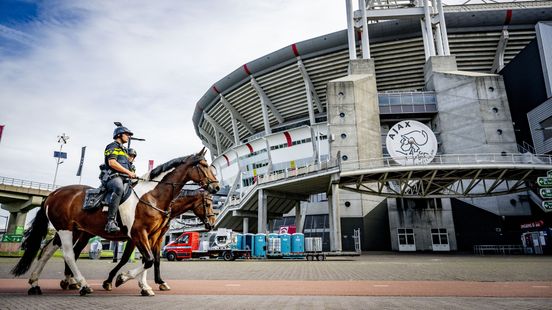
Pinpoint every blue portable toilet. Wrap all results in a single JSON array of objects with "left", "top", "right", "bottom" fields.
[
  {"left": 235, "top": 233, "right": 244, "bottom": 251},
  {"left": 244, "top": 233, "right": 255, "bottom": 254},
  {"left": 291, "top": 233, "right": 304, "bottom": 253},
  {"left": 279, "top": 233, "right": 291, "bottom": 256},
  {"left": 254, "top": 233, "right": 267, "bottom": 257}
]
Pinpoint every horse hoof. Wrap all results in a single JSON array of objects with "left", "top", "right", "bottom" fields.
[
  {"left": 102, "top": 280, "right": 113, "bottom": 291},
  {"left": 79, "top": 286, "right": 93, "bottom": 296},
  {"left": 158, "top": 283, "right": 171, "bottom": 291},
  {"left": 60, "top": 280, "right": 69, "bottom": 290},
  {"left": 28, "top": 286, "right": 42, "bottom": 295},
  {"left": 141, "top": 289, "right": 155, "bottom": 296},
  {"left": 115, "top": 274, "right": 125, "bottom": 287},
  {"left": 68, "top": 283, "right": 81, "bottom": 290}
]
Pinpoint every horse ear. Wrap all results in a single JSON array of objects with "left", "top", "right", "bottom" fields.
[{"left": 198, "top": 147, "right": 206, "bottom": 156}]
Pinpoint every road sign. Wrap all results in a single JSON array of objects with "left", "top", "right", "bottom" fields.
[
  {"left": 537, "top": 177, "right": 552, "bottom": 187},
  {"left": 1, "top": 234, "right": 22, "bottom": 242},
  {"left": 53, "top": 151, "right": 67, "bottom": 159},
  {"left": 542, "top": 201, "right": 552, "bottom": 212},
  {"left": 541, "top": 188, "right": 552, "bottom": 199}
]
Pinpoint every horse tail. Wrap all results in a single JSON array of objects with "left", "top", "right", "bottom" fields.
[{"left": 11, "top": 204, "right": 50, "bottom": 277}]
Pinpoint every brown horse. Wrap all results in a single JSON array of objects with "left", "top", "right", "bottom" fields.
[
  {"left": 60, "top": 188, "right": 215, "bottom": 292},
  {"left": 11, "top": 148, "right": 219, "bottom": 296}
]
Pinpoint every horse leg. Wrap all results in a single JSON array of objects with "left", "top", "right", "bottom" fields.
[
  {"left": 115, "top": 234, "right": 154, "bottom": 296},
  {"left": 61, "top": 231, "right": 90, "bottom": 290},
  {"left": 57, "top": 230, "right": 92, "bottom": 296},
  {"left": 103, "top": 241, "right": 135, "bottom": 291},
  {"left": 27, "top": 236, "right": 60, "bottom": 295},
  {"left": 151, "top": 235, "right": 170, "bottom": 291}
]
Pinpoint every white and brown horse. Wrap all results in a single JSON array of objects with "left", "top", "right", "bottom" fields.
[{"left": 12, "top": 148, "right": 219, "bottom": 296}]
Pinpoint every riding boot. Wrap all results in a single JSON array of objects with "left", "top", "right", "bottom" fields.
[{"left": 105, "top": 202, "right": 120, "bottom": 233}]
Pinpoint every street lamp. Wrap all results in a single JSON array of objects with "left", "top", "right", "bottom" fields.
[{"left": 52, "top": 133, "right": 69, "bottom": 189}]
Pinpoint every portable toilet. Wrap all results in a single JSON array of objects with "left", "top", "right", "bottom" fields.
[
  {"left": 291, "top": 233, "right": 304, "bottom": 253},
  {"left": 279, "top": 233, "right": 291, "bottom": 256},
  {"left": 244, "top": 233, "right": 255, "bottom": 255},
  {"left": 267, "top": 233, "right": 281, "bottom": 256},
  {"left": 234, "top": 233, "right": 244, "bottom": 251},
  {"left": 254, "top": 233, "right": 267, "bottom": 257}
]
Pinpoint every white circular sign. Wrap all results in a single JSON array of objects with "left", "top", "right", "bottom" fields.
[{"left": 386, "top": 120, "right": 437, "bottom": 165}]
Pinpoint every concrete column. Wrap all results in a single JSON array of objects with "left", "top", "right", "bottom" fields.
[
  {"left": 257, "top": 189, "right": 267, "bottom": 233},
  {"left": 328, "top": 183, "right": 342, "bottom": 252},
  {"left": 294, "top": 202, "right": 304, "bottom": 233},
  {"left": 8, "top": 211, "right": 26, "bottom": 235},
  {"left": 243, "top": 217, "right": 249, "bottom": 234}
]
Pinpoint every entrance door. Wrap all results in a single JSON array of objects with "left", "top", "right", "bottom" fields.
[
  {"left": 397, "top": 228, "right": 416, "bottom": 251},
  {"left": 431, "top": 228, "right": 450, "bottom": 251}
]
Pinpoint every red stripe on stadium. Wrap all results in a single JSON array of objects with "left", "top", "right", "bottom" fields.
[
  {"left": 283, "top": 131, "right": 292, "bottom": 147},
  {"left": 291, "top": 44, "right": 299, "bottom": 57},
  {"left": 504, "top": 9, "right": 512, "bottom": 25},
  {"left": 222, "top": 154, "right": 230, "bottom": 166},
  {"left": 243, "top": 64, "right": 251, "bottom": 75},
  {"left": 246, "top": 143, "right": 253, "bottom": 153},
  {"left": 212, "top": 86, "right": 220, "bottom": 94}
]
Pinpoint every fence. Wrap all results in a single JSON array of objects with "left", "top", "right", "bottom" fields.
[
  {"left": 0, "top": 176, "right": 57, "bottom": 191},
  {"left": 473, "top": 244, "right": 524, "bottom": 255}
]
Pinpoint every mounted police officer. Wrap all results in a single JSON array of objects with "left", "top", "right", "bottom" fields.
[{"left": 103, "top": 126, "right": 137, "bottom": 233}]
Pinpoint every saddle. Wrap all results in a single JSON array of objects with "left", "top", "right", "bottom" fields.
[{"left": 82, "top": 182, "right": 133, "bottom": 211}]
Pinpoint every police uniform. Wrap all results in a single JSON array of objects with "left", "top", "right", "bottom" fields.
[{"left": 103, "top": 126, "right": 134, "bottom": 233}]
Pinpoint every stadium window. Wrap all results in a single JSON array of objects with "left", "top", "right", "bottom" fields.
[{"left": 540, "top": 117, "right": 552, "bottom": 141}]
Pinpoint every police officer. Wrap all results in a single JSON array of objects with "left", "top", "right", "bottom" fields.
[
  {"left": 103, "top": 126, "right": 136, "bottom": 233},
  {"left": 127, "top": 148, "right": 137, "bottom": 172}
]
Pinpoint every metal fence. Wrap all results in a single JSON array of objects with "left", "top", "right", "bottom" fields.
[
  {"left": 473, "top": 244, "right": 524, "bottom": 255},
  {"left": 0, "top": 176, "right": 57, "bottom": 191},
  {"left": 341, "top": 153, "right": 552, "bottom": 171}
]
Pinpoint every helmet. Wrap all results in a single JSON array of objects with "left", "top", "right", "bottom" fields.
[
  {"left": 113, "top": 126, "right": 133, "bottom": 139},
  {"left": 128, "top": 148, "right": 137, "bottom": 157}
]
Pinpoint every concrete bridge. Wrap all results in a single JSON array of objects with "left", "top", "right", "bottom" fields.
[{"left": 0, "top": 176, "right": 54, "bottom": 237}]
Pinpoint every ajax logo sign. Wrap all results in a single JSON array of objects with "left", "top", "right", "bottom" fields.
[{"left": 386, "top": 120, "right": 437, "bottom": 165}]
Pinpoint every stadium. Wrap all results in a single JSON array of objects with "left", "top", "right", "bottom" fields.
[{"left": 184, "top": 0, "right": 552, "bottom": 253}]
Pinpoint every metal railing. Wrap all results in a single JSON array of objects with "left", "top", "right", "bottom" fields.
[
  {"left": 473, "top": 244, "right": 524, "bottom": 255},
  {"left": 341, "top": 153, "right": 552, "bottom": 171},
  {"left": 0, "top": 176, "right": 57, "bottom": 192}
]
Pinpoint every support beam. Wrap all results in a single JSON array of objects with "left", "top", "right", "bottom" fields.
[
  {"left": 436, "top": 0, "right": 450, "bottom": 55},
  {"left": 329, "top": 182, "right": 342, "bottom": 252},
  {"left": 258, "top": 189, "right": 268, "bottom": 233},
  {"left": 220, "top": 95, "right": 255, "bottom": 134},
  {"left": 243, "top": 217, "right": 249, "bottom": 233},
  {"left": 294, "top": 202, "right": 304, "bottom": 233},
  {"left": 423, "top": 0, "right": 436, "bottom": 57},
  {"left": 229, "top": 111, "right": 240, "bottom": 145},
  {"left": 203, "top": 113, "right": 234, "bottom": 144},
  {"left": 346, "top": 0, "right": 357, "bottom": 60},
  {"left": 358, "top": 0, "right": 370, "bottom": 59},
  {"left": 250, "top": 77, "right": 284, "bottom": 127},
  {"left": 297, "top": 59, "right": 323, "bottom": 118},
  {"left": 491, "top": 28, "right": 509, "bottom": 73}
]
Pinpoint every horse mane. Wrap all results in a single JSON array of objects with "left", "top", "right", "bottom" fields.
[{"left": 149, "top": 154, "right": 202, "bottom": 180}]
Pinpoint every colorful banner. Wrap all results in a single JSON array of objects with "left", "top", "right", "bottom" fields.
[{"left": 76, "top": 146, "right": 86, "bottom": 176}]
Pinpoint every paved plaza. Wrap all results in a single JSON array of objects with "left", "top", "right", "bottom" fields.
[{"left": 0, "top": 253, "right": 551, "bottom": 309}]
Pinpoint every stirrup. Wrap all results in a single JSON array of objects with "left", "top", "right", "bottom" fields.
[{"left": 105, "top": 221, "right": 120, "bottom": 233}]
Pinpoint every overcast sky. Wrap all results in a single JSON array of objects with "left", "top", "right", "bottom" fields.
[{"left": 0, "top": 0, "right": 513, "bottom": 227}]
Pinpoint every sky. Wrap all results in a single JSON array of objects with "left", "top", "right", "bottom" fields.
[{"left": 0, "top": 0, "right": 517, "bottom": 228}]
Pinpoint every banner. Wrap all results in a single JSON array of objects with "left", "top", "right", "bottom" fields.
[
  {"left": 76, "top": 146, "right": 86, "bottom": 176},
  {"left": 148, "top": 160, "right": 154, "bottom": 171},
  {"left": 0, "top": 125, "right": 4, "bottom": 143}
]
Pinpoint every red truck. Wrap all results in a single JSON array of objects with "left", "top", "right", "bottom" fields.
[{"left": 162, "top": 229, "right": 249, "bottom": 261}]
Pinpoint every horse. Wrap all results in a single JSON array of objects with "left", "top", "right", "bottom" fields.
[
  {"left": 11, "top": 148, "right": 220, "bottom": 296},
  {"left": 59, "top": 188, "right": 215, "bottom": 292}
]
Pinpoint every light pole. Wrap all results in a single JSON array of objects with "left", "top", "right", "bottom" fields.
[{"left": 53, "top": 133, "right": 69, "bottom": 189}]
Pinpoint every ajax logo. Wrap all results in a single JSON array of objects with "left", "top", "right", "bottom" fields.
[{"left": 386, "top": 120, "right": 437, "bottom": 165}]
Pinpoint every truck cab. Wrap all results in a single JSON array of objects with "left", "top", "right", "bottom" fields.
[{"left": 163, "top": 232, "right": 199, "bottom": 261}]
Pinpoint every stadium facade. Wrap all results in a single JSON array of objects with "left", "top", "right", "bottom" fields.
[{"left": 189, "top": 1, "right": 552, "bottom": 253}]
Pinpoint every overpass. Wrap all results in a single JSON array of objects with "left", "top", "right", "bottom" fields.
[{"left": 0, "top": 176, "right": 54, "bottom": 239}]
